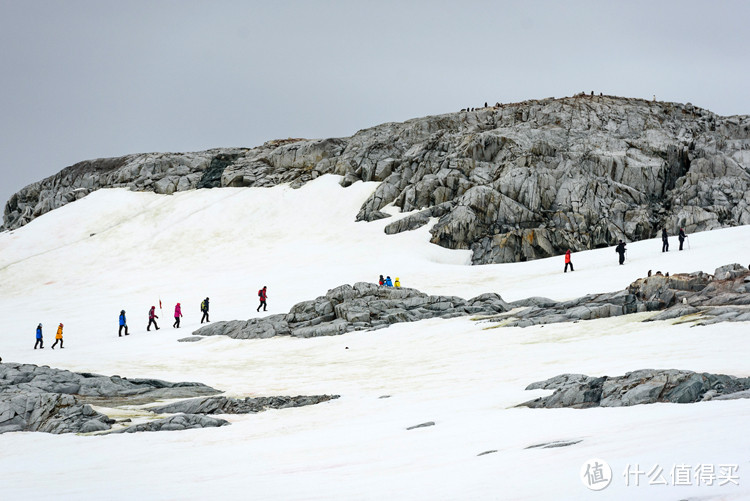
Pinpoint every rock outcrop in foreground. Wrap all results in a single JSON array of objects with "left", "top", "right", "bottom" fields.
[
  {"left": 5, "top": 95, "right": 750, "bottom": 264},
  {"left": 193, "top": 282, "right": 510, "bottom": 339},
  {"left": 0, "top": 362, "right": 219, "bottom": 434},
  {"left": 520, "top": 369, "right": 750, "bottom": 409},
  {"left": 491, "top": 263, "right": 750, "bottom": 327},
  {"left": 0, "top": 363, "right": 337, "bottom": 435}
]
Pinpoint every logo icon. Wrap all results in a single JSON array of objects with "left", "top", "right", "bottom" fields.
[{"left": 581, "top": 458, "right": 612, "bottom": 491}]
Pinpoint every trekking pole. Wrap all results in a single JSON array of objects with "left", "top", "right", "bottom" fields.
[{"left": 687, "top": 236, "right": 690, "bottom": 250}]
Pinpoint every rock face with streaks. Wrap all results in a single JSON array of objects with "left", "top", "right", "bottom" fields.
[
  {"left": 520, "top": 369, "right": 750, "bottom": 409},
  {"left": 193, "top": 283, "right": 510, "bottom": 339},
  {"left": 5, "top": 96, "right": 750, "bottom": 264}
]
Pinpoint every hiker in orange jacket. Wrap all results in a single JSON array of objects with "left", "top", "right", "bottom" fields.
[{"left": 52, "top": 323, "right": 64, "bottom": 349}]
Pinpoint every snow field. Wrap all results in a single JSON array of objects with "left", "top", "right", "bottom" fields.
[{"left": 0, "top": 175, "right": 748, "bottom": 500}]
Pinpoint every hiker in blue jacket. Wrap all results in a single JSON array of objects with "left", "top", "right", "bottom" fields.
[
  {"left": 119, "top": 310, "right": 129, "bottom": 337},
  {"left": 34, "top": 323, "right": 43, "bottom": 349},
  {"left": 385, "top": 276, "right": 393, "bottom": 287}
]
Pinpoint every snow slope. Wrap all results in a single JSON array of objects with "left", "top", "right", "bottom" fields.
[{"left": 1, "top": 175, "right": 748, "bottom": 500}]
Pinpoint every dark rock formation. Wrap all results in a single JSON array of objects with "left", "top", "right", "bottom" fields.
[
  {"left": 149, "top": 394, "right": 339, "bottom": 415},
  {"left": 406, "top": 421, "right": 435, "bottom": 430},
  {"left": 193, "top": 282, "right": 510, "bottom": 340},
  {"left": 525, "top": 440, "right": 582, "bottom": 449},
  {"left": 519, "top": 369, "right": 750, "bottom": 409},
  {"left": 0, "top": 362, "right": 220, "bottom": 434},
  {"left": 493, "top": 264, "right": 750, "bottom": 327},
  {"left": 107, "top": 414, "right": 229, "bottom": 434},
  {"left": 5, "top": 96, "right": 750, "bottom": 264}
]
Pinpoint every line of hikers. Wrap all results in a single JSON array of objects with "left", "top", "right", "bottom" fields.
[
  {"left": 117, "top": 297, "right": 211, "bottom": 337},
  {"left": 564, "top": 227, "right": 688, "bottom": 272},
  {"left": 33, "top": 286, "right": 270, "bottom": 346},
  {"left": 378, "top": 275, "right": 401, "bottom": 287}
]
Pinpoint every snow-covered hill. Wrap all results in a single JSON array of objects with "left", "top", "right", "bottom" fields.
[{"left": 1, "top": 176, "right": 748, "bottom": 499}]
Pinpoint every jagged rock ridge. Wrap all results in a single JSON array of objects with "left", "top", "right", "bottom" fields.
[
  {"left": 492, "top": 263, "right": 750, "bottom": 327},
  {"left": 193, "top": 282, "right": 510, "bottom": 340},
  {"left": 520, "top": 369, "right": 750, "bottom": 409},
  {"left": 194, "top": 264, "right": 750, "bottom": 341},
  {"left": 5, "top": 95, "right": 750, "bottom": 264}
]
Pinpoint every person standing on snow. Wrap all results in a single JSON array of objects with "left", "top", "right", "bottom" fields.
[
  {"left": 173, "top": 303, "right": 183, "bottom": 328},
  {"left": 678, "top": 228, "right": 686, "bottom": 251},
  {"left": 119, "top": 310, "right": 129, "bottom": 336},
  {"left": 257, "top": 286, "right": 268, "bottom": 312},
  {"left": 564, "top": 249, "right": 574, "bottom": 272},
  {"left": 616, "top": 240, "right": 627, "bottom": 265},
  {"left": 51, "top": 323, "right": 64, "bottom": 349},
  {"left": 34, "top": 323, "right": 44, "bottom": 349},
  {"left": 147, "top": 306, "right": 159, "bottom": 331},
  {"left": 201, "top": 297, "right": 210, "bottom": 323},
  {"left": 661, "top": 228, "right": 669, "bottom": 252},
  {"left": 385, "top": 276, "right": 393, "bottom": 287},
  {"left": 394, "top": 277, "right": 401, "bottom": 287}
]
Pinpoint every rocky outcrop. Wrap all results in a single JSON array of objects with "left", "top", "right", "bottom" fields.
[
  {"left": 519, "top": 369, "right": 750, "bottom": 409},
  {"left": 0, "top": 362, "right": 220, "bottom": 434},
  {"left": 149, "top": 395, "right": 339, "bottom": 415},
  {"left": 193, "top": 283, "right": 510, "bottom": 340},
  {"left": 5, "top": 96, "right": 750, "bottom": 264},
  {"left": 492, "top": 264, "right": 750, "bottom": 327},
  {"left": 107, "top": 414, "right": 229, "bottom": 434}
]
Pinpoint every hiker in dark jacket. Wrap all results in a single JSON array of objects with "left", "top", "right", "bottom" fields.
[
  {"left": 119, "top": 310, "right": 129, "bottom": 336},
  {"left": 34, "top": 323, "right": 44, "bottom": 349},
  {"left": 678, "top": 228, "right": 686, "bottom": 251},
  {"left": 147, "top": 306, "right": 159, "bottom": 331},
  {"left": 616, "top": 240, "right": 627, "bottom": 265},
  {"left": 201, "top": 297, "right": 210, "bottom": 323},
  {"left": 661, "top": 228, "right": 669, "bottom": 252}
]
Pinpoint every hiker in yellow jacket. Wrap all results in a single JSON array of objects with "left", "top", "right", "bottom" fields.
[
  {"left": 394, "top": 277, "right": 401, "bottom": 287},
  {"left": 51, "top": 323, "right": 64, "bottom": 349}
]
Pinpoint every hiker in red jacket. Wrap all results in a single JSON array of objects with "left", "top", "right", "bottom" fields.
[
  {"left": 564, "top": 249, "right": 574, "bottom": 273},
  {"left": 148, "top": 306, "right": 159, "bottom": 331},
  {"left": 173, "top": 303, "right": 183, "bottom": 328},
  {"left": 257, "top": 286, "right": 268, "bottom": 312}
]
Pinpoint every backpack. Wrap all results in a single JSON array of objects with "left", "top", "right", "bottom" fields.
[
  {"left": 258, "top": 290, "right": 262, "bottom": 297},
  {"left": 201, "top": 300, "right": 205, "bottom": 311}
]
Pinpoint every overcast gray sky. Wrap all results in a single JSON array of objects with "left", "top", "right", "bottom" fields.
[{"left": 1, "top": 0, "right": 749, "bottom": 207}]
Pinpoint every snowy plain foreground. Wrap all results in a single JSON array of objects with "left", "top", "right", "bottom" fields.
[{"left": 0, "top": 175, "right": 748, "bottom": 500}]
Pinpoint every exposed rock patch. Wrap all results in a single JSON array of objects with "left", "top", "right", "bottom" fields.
[
  {"left": 0, "top": 362, "right": 219, "bottom": 434},
  {"left": 6, "top": 96, "right": 750, "bottom": 264},
  {"left": 406, "top": 421, "right": 435, "bottom": 430},
  {"left": 107, "top": 414, "right": 229, "bottom": 434},
  {"left": 149, "top": 395, "right": 339, "bottom": 415},
  {"left": 525, "top": 440, "right": 582, "bottom": 449},
  {"left": 492, "top": 264, "right": 750, "bottom": 327},
  {"left": 193, "top": 282, "right": 510, "bottom": 340},
  {"left": 519, "top": 369, "right": 750, "bottom": 409}
]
